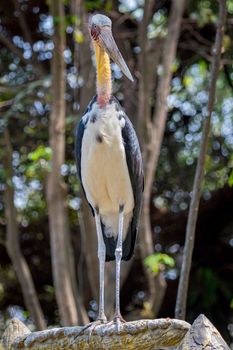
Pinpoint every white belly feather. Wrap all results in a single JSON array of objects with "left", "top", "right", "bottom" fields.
[{"left": 81, "top": 104, "right": 134, "bottom": 239}]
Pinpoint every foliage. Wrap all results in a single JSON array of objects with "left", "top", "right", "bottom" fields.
[
  {"left": 228, "top": 169, "right": 233, "bottom": 187},
  {"left": 26, "top": 145, "right": 52, "bottom": 179},
  {"left": 144, "top": 253, "right": 175, "bottom": 275}
]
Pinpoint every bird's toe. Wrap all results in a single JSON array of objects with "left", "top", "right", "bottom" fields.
[{"left": 72, "top": 318, "right": 107, "bottom": 344}]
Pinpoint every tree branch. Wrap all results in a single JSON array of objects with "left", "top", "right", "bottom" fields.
[
  {"left": 0, "top": 99, "right": 14, "bottom": 108},
  {"left": 0, "top": 238, "right": 6, "bottom": 247},
  {"left": 0, "top": 32, "right": 28, "bottom": 64},
  {"left": 179, "top": 314, "right": 230, "bottom": 349},
  {"left": 10, "top": 0, "right": 45, "bottom": 77},
  {"left": 139, "top": 0, "right": 186, "bottom": 317},
  {"left": 175, "top": 0, "right": 227, "bottom": 320},
  {"left": 0, "top": 31, "right": 44, "bottom": 77},
  {"left": 2, "top": 318, "right": 190, "bottom": 349},
  {"left": 179, "top": 41, "right": 213, "bottom": 62},
  {"left": 144, "top": 0, "right": 186, "bottom": 195},
  {"left": 11, "top": 0, "right": 34, "bottom": 45},
  {"left": 2, "top": 315, "right": 230, "bottom": 349},
  {"left": 136, "top": 0, "right": 167, "bottom": 318},
  {"left": 2, "top": 128, "right": 47, "bottom": 330}
]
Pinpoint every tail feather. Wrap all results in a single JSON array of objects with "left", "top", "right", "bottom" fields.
[
  {"left": 122, "top": 224, "right": 137, "bottom": 261},
  {"left": 101, "top": 224, "right": 116, "bottom": 262},
  {"left": 101, "top": 220, "right": 137, "bottom": 262}
]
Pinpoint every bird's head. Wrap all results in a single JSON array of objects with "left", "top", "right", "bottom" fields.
[{"left": 90, "top": 14, "right": 133, "bottom": 82}]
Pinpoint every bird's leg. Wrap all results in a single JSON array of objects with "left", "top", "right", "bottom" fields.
[
  {"left": 95, "top": 209, "right": 107, "bottom": 322},
  {"left": 84, "top": 209, "right": 107, "bottom": 326},
  {"left": 73, "top": 209, "right": 106, "bottom": 342},
  {"left": 113, "top": 205, "right": 126, "bottom": 330}
]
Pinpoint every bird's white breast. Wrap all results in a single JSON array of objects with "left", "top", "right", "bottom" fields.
[{"left": 81, "top": 103, "right": 134, "bottom": 238}]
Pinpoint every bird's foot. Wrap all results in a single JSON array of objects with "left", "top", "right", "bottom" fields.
[
  {"left": 72, "top": 317, "right": 107, "bottom": 344},
  {"left": 105, "top": 313, "right": 126, "bottom": 332},
  {"left": 114, "top": 314, "right": 126, "bottom": 332}
]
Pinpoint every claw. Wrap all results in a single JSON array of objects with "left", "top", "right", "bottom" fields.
[{"left": 72, "top": 318, "right": 107, "bottom": 345}]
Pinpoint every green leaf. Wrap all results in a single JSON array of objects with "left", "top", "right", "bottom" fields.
[
  {"left": 144, "top": 253, "right": 175, "bottom": 274},
  {"left": 160, "top": 253, "right": 175, "bottom": 267},
  {"left": 84, "top": 0, "right": 102, "bottom": 11},
  {"left": 105, "top": 0, "right": 112, "bottom": 12},
  {"left": 73, "top": 29, "right": 84, "bottom": 44},
  {"left": 183, "top": 76, "right": 193, "bottom": 87},
  {"left": 228, "top": 169, "right": 233, "bottom": 187},
  {"left": 22, "top": 310, "right": 30, "bottom": 318},
  {"left": 70, "top": 15, "right": 79, "bottom": 25},
  {"left": 53, "top": 16, "right": 61, "bottom": 25},
  {"left": 28, "top": 145, "right": 52, "bottom": 162}
]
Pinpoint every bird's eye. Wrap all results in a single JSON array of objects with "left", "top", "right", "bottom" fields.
[{"left": 91, "top": 24, "right": 100, "bottom": 40}]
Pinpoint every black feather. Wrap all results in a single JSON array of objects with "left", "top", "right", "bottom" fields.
[
  {"left": 75, "top": 96, "right": 97, "bottom": 216},
  {"left": 121, "top": 114, "right": 144, "bottom": 261},
  {"left": 102, "top": 231, "right": 117, "bottom": 262}
]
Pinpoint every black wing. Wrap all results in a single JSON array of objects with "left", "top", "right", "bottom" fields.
[
  {"left": 121, "top": 115, "right": 144, "bottom": 261},
  {"left": 75, "top": 96, "right": 97, "bottom": 215},
  {"left": 75, "top": 117, "right": 86, "bottom": 183}
]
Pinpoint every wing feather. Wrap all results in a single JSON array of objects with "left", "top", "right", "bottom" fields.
[
  {"left": 121, "top": 114, "right": 144, "bottom": 260},
  {"left": 75, "top": 96, "right": 97, "bottom": 215}
]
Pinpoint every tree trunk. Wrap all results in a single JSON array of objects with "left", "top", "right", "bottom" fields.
[
  {"left": 72, "top": 0, "right": 96, "bottom": 114},
  {"left": 144, "top": 0, "right": 186, "bottom": 213},
  {"left": 139, "top": 0, "right": 186, "bottom": 316},
  {"left": 46, "top": 0, "right": 85, "bottom": 326},
  {"left": 137, "top": 0, "right": 154, "bottom": 141},
  {"left": 80, "top": 198, "right": 99, "bottom": 301},
  {"left": 71, "top": 0, "right": 99, "bottom": 306},
  {"left": 175, "top": 0, "right": 227, "bottom": 320},
  {"left": 3, "top": 128, "right": 46, "bottom": 331}
]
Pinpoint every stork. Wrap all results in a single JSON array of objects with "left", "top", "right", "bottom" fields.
[{"left": 75, "top": 14, "right": 144, "bottom": 330}]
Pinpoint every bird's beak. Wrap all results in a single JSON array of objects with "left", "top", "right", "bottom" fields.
[{"left": 99, "top": 27, "right": 134, "bottom": 82}]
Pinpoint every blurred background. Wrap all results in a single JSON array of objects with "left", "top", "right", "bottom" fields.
[{"left": 0, "top": 0, "right": 233, "bottom": 346}]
